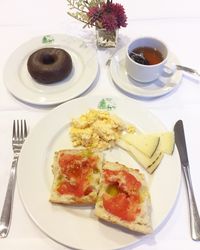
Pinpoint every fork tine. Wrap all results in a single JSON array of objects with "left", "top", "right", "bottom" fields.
[
  {"left": 24, "top": 120, "right": 28, "bottom": 138},
  {"left": 12, "top": 119, "right": 28, "bottom": 141},
  {"left": 16, "top": 120, "right": 20, "bottom": 139},
  {"left": 12, "top": 120, "right": 16, "bottom": 139},
  {"left": 20, "top": 120, "right": 23, "bottom": 139}
]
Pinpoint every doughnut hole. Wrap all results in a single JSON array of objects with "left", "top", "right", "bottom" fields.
[{"left": 41, "top": 54, "right": 56, "bottom": 65}]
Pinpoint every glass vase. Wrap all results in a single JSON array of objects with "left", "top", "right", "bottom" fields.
[{"left": 96, "top": 28, "right": 118, "bottom": 48}]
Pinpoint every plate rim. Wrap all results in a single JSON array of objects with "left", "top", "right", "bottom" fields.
[
  {"left": 17, "top": 95, "right": 182, "bottom": 250},
  {"left": 4, "top": 33, "right": 98, "bottom": 106}
]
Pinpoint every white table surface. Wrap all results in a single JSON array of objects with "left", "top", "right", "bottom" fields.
[{"left": 0, "top": 0, "right": 200, "bottom": 249}]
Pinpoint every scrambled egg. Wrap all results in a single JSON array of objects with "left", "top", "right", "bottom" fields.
[{"left": 70, "top": 109, "right": 135, "bottom": 151}]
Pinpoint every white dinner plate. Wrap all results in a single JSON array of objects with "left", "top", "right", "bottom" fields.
[
  {"left": 4, "top": 34, "right": 98, "bottom": 106},
  {"left": 17, "top": 96, "right": 181, "bottom": 250},
  {"left": 110, "top": 47, "right": 183, "bottom": 99}
]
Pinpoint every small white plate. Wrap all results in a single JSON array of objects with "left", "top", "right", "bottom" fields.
[
  {"left": 17, "top": 96, "right": 181, "bottom": 250},
  {"left": 4, "top": 34, "right": 98, "bottom": 106},
  {"left": 109, "top": 47, "right": 182, "bottom": 98}
]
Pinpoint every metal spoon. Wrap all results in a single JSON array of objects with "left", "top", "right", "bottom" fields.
[
  {"left": 176, "top": 65, "right": 200, "bottom": 77},
  {"left": 106, "top": 51, "right": 200, "bottom": 78},
  {"left": 128, "top": 53, "right": 200, "bottom": 77}
]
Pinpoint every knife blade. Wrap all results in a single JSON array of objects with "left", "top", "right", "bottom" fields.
[
  {"left": 174, "top": 120, "right": 200, "bottom": 241},
  {"left": 174, "top": 120, "right": 189, "bottom": 167}
]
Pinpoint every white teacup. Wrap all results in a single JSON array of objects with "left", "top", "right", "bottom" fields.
[{"left": 126, "top": 37, "right": 169, "bottom": 83}]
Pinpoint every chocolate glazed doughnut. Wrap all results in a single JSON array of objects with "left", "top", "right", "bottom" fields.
[{"left": 27, "top": 48, "right": 72, "bottom": 84}]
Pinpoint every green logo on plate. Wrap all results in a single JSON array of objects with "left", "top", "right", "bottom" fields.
[
  {"left": 42, "top": 35, "right": 55, "bottom": 44},
  {"left": 98, "top": 98, "right": 116, "bottom": 111}
]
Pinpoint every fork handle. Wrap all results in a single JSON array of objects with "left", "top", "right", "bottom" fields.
[
  {"left": 0, "top": 159, "right": 18, "bottom": 238},
  {"left": 182, "top": 166, "right": 200, "bottom": 241}
]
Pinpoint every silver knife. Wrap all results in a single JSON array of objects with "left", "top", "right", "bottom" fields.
[{"left": 174, "top": 120, "right": 200, "bottom": 241}]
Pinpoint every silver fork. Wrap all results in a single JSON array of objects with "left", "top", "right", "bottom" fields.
[{"left": 0, "top": 120, "right": 28, "bottom": 238}]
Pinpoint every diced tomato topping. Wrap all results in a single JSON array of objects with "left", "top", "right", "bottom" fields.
[
  {"left": 57, "top": 153, "right": 98, "bottom": 197},
  {"left": 84, "top": 186, "right": 94, "bottom": 196},
  {"left": 103, "top": 193, "right": 140, "bottom": 222},
  {"left": 57, "top": 181, "right": 85, "bottom": 197},
  {"left": 103, "top": 169, "right": 142, "bottom": 221},
  {"left": 103, "top": 193, "right": 129, "bottom": 219},
  {"left": 104, "top": 169, "right": 141, "bottom": 194}
]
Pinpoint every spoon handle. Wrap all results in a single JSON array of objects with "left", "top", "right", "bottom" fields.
[{"left": 176, "top": 65, "right": 200, "bottom": 77}]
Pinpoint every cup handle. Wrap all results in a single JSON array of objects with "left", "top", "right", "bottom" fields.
[{"left": 163, "top": 62, "right": 176, "bottom": 76}]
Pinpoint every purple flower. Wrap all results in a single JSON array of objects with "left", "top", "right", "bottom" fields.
[
  {"left": 111, "top": 3, "right": 127, "bottom": 28},
  {"left": 87, "top": 6, "right": 100, "bottom": 19},
  {"left": 102, "top": 13, "right": 118, "bottom": 31},
  {"left": 87, "top": 1, "right": 127, "bottom": 31}
]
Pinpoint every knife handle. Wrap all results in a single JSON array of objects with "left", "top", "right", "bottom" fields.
[{"left": 182, "top": 166, "right": 200, "bottom": 241}]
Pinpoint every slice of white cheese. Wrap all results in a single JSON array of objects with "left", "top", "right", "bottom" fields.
[
  {"left": 146, "top": 153, "right": 164, "bottom": 174},
  {"left": 152, "top": 131, "right": 175, "bottom": 155},
  {"left": 117, "top": 139, "right": 163, "bottom": 174},
  {"left": 160, "top": 132, "right": 174, "bottom": 155},
  {"left": 120, "top": 133, "right": 160, "bottom": 158}
]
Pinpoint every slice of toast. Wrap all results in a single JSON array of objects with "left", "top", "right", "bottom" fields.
[
  {"left": 49, "top": 149, "right": 103, "bottom": 205},
  {"left": 95, "top": 161, "right": 152, "bottom": 234}
]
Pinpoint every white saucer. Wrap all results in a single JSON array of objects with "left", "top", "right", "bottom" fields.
[
  {"left": 109, "top": 47, "right": 182, "bottom": 98},
  {"left": 4, "top": 34, "right": 98, "bottom": 106}
]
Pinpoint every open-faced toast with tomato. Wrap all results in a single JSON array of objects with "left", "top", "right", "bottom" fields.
[
  {"left": 95, "top": 161, "right": 152, "bottom": 234},
  {"left": 49, "top": 149, "right": 103, "bottom": 205}
]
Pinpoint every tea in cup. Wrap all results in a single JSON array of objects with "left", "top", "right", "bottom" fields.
[{"left": 126, "top": 37, "right": 169, "bottom": 83}]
